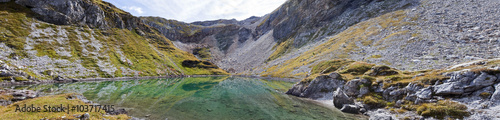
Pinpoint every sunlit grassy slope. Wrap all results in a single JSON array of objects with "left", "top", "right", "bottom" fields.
[{"left": 0, "top": 1, "right": 228, "bottom": 80}]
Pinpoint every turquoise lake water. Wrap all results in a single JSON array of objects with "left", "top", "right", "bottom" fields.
[{"left": 13, "top": 77, "right": 364, "bottom": 120}]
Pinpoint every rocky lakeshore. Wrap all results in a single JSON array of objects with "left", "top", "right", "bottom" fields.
[{"left": 286, "top": 59, "right": 500, "bottom": 119}]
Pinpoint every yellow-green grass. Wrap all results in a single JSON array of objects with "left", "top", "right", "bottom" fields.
[
  {"left": 416, "top": 100, "right": 470, "bottom": 119},
  {"left": 339, "top": 61, "right": 375, "bottom": 75},
  {"left": 358, "top": 94, "right": 386, "bottom": 108},
  {"left": 0, "top": 93, "right": 129, "bottom": 120},
  {"left": 192, "top": 47, "right": 212, "bottom": 60},
  {"left": 267, "top": 38, "right": 293, "bottom": 62},
  {"left": 310, "top": 59, "right": 355, "bottom": 75}
]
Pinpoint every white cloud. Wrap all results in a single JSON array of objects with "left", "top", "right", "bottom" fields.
[
  {"left": 121, "top": 6, "right": 144, "bottom": 14},
  {"left": 104, "top": 0, "right": 286, "bottom": 22}
]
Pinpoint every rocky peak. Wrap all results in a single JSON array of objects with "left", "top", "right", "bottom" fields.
[{"left": 15, "top": 0, "right": 107, "bottom": 28}]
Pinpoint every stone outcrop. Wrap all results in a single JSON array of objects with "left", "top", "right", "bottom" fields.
[
  {"left": 0, "top": 89, "right": 38, "bottom": 106},
  {"left": 287, "top": 60, "right": 500, "bottom": 119},
  {"left": 433, "top": 70, "right": 499, "bottom": 96},
  {"left": 286, "top": 72, "right": 345, "bottom": 99},
  {"left": 14, "top": 0, "right": 151, "bottom": 31},
  {"left": 15, "top": 0, "right": 107, "bottom": 28}
]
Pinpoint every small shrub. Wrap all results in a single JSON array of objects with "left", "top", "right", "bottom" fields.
[
  {"left": 479, "top": 92, "right": 491, "bottom": 99},
  {"left": 362, "top": 95, "right": 386, "bottom": 108}
]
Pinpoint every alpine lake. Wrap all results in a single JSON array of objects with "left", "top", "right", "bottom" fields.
[{"left": 9, "top": 77, "right": 365, "bottom": 120}]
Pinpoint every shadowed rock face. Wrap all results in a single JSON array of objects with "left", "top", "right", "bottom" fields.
[
  {"left": 15, "top": 0, "right": 107, "bottom": 27},
  {"left": 14, "top": 0, "right": 152, "bottom": 31}
]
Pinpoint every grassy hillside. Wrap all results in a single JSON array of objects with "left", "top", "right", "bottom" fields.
[{"left": 0, "top": 1, "right": 227, "bottom": 81}]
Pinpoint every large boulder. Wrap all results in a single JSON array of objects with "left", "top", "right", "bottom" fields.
[
  {"left": 332, "top": 89, "right": 354, "bottom": 109},
  {"left": 343, "top": 78, "right": 371, "bottom": 97},
  {"left": 434, "top": 82, "right": 465, "bottom": 95},
  {"left": 435, "top": 71, "right": 498, "bottom": 96},
  {"left": 465, "top": 72, "right": 497, "bottom": 92},
  {"left": 286, "top": 72, "right": 345, "bottom": 99}
]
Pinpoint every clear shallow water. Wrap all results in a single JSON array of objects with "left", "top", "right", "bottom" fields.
[{"left": 13, "top": 77, "right": 364, "bottom": 120}]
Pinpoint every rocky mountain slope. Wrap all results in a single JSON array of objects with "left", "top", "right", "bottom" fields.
[
  {"left": 142, "top": 0, "right": 500, "bottom": 80},
  {"left": 255, "top": 0, "right": 500, "bottom": 78},
  {"left": 0, "top": 0, "right": 228, "bottom": 82},
  {"left": 142, "top": 0, "right": 420, "bottom": 75}
]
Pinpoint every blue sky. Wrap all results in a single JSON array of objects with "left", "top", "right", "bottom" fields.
[{"left": 103, "top": 0, "right": 287, "bottom": 23}]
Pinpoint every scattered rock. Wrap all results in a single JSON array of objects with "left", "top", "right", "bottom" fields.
[
  {"left": 108, "top": 109, "right": 128, "bottom": 115},
  {"left": 434, "top": 82, "right": 465, "bottom": 95},
  {"left": 80, "top": 113, "right": 90, "bottom": 120},
  {"left": 340, "top": 104, "right": 360, "bottom": 114},
  {"left": 367, "top": 109, "right": 394, "bottom": 120},
  {"left": 54, "top": 76, "right": 65, "bottom": 81}
]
